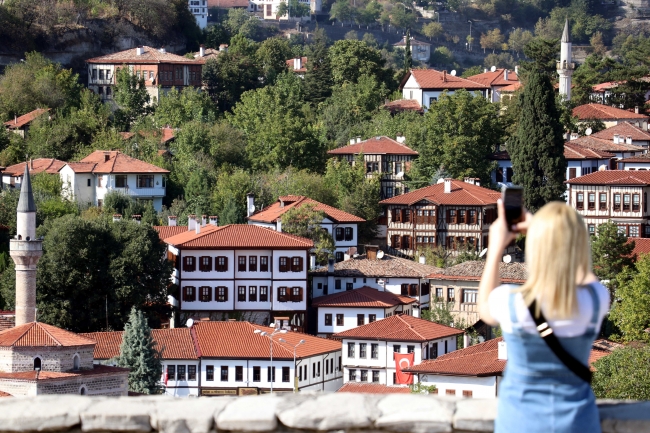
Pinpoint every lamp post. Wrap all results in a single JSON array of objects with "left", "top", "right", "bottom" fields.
[
  {"left": 279, "top": 338, "right": 305, "bottom": 393},
  {"left": 254, "top": 325, "right": 287, "bottom": 394},
  {"left": 468, "top": 20, "right": 472, "bottom": 52}
]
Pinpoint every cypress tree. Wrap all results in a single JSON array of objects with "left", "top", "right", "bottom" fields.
[
  {"left": 510, "top": 70, "right": 566, "bottom": 211},
  {"left": 118, "top": 307, "right": 162, "bottom": 394},
  {"left": 304, "top": 28, "right": 333, "bottom": 105},
  {"left": 404, "top": 29, "right": 412, "bottom": 73}
]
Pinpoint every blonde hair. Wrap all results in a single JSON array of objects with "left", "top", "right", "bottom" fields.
[{"left": 520, "top": 201, "right": 592, "bottom": 319}]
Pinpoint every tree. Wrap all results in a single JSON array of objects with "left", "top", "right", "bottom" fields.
[
  {"left": 520, "top": 37, "right": 560, "bottom": 77},
  {"left": 610, "top": 255, "right": 650, "bottom": 342},
  {"left": 202, "top": 53, "right": 261, "bottom": 113},
  {"left": 276, "top": 0, "right": 310, "bottom": 19},
  {"left": 154, "top": 87, "right": 215, "bottom": 128},
  {"left": 509, "top": 71, "right": 566, "bottom": 212},
  {"left": 389, "top": 5, "right": 416, "bottom": 30},
  {"left": 590, "top": 31, "right": 606, "bottom": 56},
  {"left": 256, "top": 37, "right": 294, "bottom": 84},
  {"left": 281, "top": 203, "right": 334, "bottom": 263},
  {"left": 404, "top": 29, "right": 412, "bottom": 73},
  {"left": 508, "top": 28, "right": 534, "bottom": 57},
  {"left": 591, "top": 221, "right": 635, "bottom": 296},
  {"left": 592, "top": 347, "right": 650, "bottom": 400},
  {"left": 422, "top": 22, "right": 444, "bottom": 41},
  {"left": 329, "top": 0, "right": 354, "bottom": 23},
  {"left": 303, "top": 28, "right": 333, "bottom": 105},
  {"left": 118, "top": 307, "right": 163, "bottom": 394},
  {"left": 328, "top": 40, "right": 392, "bottom": 87},
  {"left": 113, "top": 66, "right": 150, "bottom": 131},
  {"left": 480, "top": 28, "right": 505, "bottom": 53}
]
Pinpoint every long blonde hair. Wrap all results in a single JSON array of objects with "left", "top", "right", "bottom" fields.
[{"left": 520, "top": 201, "right": 592, "bottom": 319}]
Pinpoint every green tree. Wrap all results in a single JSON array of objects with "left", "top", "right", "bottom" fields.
[
  {"left": 591, "top": 221, "right": 635, "bottom": 296},
  {"left": 520, "top": 37, "right": 560, "bottom": 77},
  {"left": 276, "top": 0, "right": 310, "bottom": 18},
  {"left": 389, "top": 5, "right": 416, "bottom": 30},
  {"left": 154, "top": 87, "right": 216, "bottom": 128},
  {"left": 509, "top": 71, "right": 566, "bottom": 211},
  {"left": 256, "top": 37, "right": 294, "bottom": 84},
  {"left": 508, "top": 28, "right": 534, "bottom": 57},
  {"left": 303, "top": 29, "right": 333, "bottom": 105},
  {"left": 328, "top": 40, "right": 392, "bottom": 87},
  {"left": 113, "top": 66, "right": 150, "bottom": 131},
  {"left": 202, "top": 53, "right": 261, "bottom": 113},
  {"left": 610, "top": 255, "right": 650, "bottom": 342},
  {"left": 329, "top": 0, "right": 354, "bottom": 22},
  {"left": 422, "top": 22, "right": 444, "bottom": 41},
  {"left": 281, "top": 203, "right": 334, "bottom": 263},
  {"left": 118, "top": 307, "right": 163, "bottom": 394},
  {"left": 592, "top": 347, "right": 650, "bottom": 399},
  {"left": 480, "top": 28, "right": 505, "bottom": 53},
  {"left": 404, "top": 29, "right": 412, "bottom": 73}
]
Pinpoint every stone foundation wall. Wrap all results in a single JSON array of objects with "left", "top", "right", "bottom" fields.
[
  {"left": 0, "top": 346, "right": 95, "bottom": 373},
  {"left": 37, "top": 372, "right": 129, "bottom": 396},
  {"left": 0, "top": 393, "right": 647, "bottom": 433},
  {"left": 0, "top": 378, "right": 35, "bottom": 396}
]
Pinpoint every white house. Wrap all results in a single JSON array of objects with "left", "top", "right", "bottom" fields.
[
  {"left": 310, "top": 249, "right": 439, "bottom": 310},
  {"left": 192, "top": 321, "right": 342, "bottom": 395},
  {"left": 619, "top": 154, "right": 650, "bottom": 170},
  {"left": 311, "top": 286, "right": 416, "bottom": 337},
  {"left": 188, "top": 0, "right": 208, "bottom": 28},
  {"left": 162, "top": 221, "right": 313, "bottom": 332},
  {"left": 249, "top": 0, "right": 320, "bottom": 20},
  {"left": 393, "top": 36, "right": 431, "bottom": 63},
  {"left": 399, "top": 69, "right": 489, "bottom": 110},
  {"left": 59, "top": 151, "right": 169, "bottom": 211},
  {"left": 2, "top": 159, "right": 66, "bottom": 189},
  {"left": 333, "top": 314, "right": 463, "bottom": 387},
  {"left": 590, "top": 122, "right": 650, "bottom": 148},
  {"left": 247, "top": 194, "right": 365, "bottom": 261}
]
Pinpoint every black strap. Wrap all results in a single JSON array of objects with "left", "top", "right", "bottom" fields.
[{"left": 527, "top": 300, "right": 592, "bottom": 384}]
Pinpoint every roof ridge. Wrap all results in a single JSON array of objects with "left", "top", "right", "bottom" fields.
[
  {"left": 453, "top": 180, "right": 489, "bottom": 204},
  {"left": 396, "top": 315, "right": 427, "bottom": 340},
  {"left": 36, "top": 322, "right": 63, "bottom": 346}
]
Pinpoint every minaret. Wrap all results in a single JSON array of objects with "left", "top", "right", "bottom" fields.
[
  {"left": 10, "top": 165, "right": 42, "bottom": 326},
  {"left": 557, "top": 19, "right": 574, "bottom": 101}
]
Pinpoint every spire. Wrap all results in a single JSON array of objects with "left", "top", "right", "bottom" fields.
[
  {"left": 562, "top": 18, "right": 570, "bottom": 43},
  {"left": 17, "top": 164, "right": 36, "bottom": 213}
]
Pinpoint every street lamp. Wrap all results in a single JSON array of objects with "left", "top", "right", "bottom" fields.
[
  {"left": 279, "top": 338, "right": 305, "bottom": 393},
  {"left": 254, "top": 325, "right": 287, "bottom": 394},
  {"left": 468, "top": 20, "right": 472, "bottom": 52}
]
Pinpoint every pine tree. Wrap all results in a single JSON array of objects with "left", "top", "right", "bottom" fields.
[
  {"left": 591, "top": 221, "right": 635, "bottom": 297},
  {"left": 304, "top": 28, "right": 333, "bottom": 105},
  {"left": 118, "top": 307, "right": 162, "bottom": 394},
  {"left": 509, "top": 70, "right": 566, "bottom": 211},
  {"left": 404, "top": 29, "right": 412, "bottom": 73}
]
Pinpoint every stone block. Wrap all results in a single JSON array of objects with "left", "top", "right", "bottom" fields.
[
  {"left": 81, "top": 396, "right": 157, "bottom": 432},
  {"left": 453, "top": 399, "right": 497, "bottom": 432},
  {"left": 215, "top": 395, "right": 282, "bottom": 432},
  {"left": 278, "top": 393, "right": 382, "bottom": 431},
  {"left": 153, "top": 398, "right": 232, "bottom": 433},
  {"left": 599, "top": 400, "right": 650, "bottom": 433},
  {"left": 0, "top": 395, "right": 94, "bottom": 432},
  {"left": 375, "top": 394, "right": 456, "bottom": 433}
]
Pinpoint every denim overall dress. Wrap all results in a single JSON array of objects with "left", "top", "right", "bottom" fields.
[{"left": 495, "top": 284, "right": 601, "bottom": 433}]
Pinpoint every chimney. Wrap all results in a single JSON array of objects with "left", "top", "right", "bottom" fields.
[
  {"left": 309, "top": 254, "right": 316, "bottom": 270},
  {"left": 136, "top": 46, "right": 144, "bottom": 56},
  {"left": 113, "top": 214, "right": 122, "bottom": 222},
  {"left": 132, "top": 215, "right": 141, "bottom": 225},
  {"left": 614, "top": 134, "right": 620, "bottom": 144},
  {"left": 463, "top": 333, "right": 470, "bottom": 348},
  {"left": 30, "top": 159, "right": 33, "bottom": 170},
  {"left": 627, "top": 135, "right": 632, "bottom": 144},
  {"left": 327, "top": 257, "right": 335, "bottom": 273},
  {"left": 201, "top": 215, "right": 207, "bottom": 227},
  {"left": 418, "top": 254, "right": 426, "bottom": 264},
  {"left": 188, "top": 215, "right": 196, "bottom": 231},
  {"left": 356, "top": 136, "right": 361, "bottom": 143},
  {"left": 504, "top": 69, "right": 509, "bottom": 81},
  {"left": 277, "top": 219, "right": 282, "bottom": 232},
  {"left": 365, "top": 245, "right": 379, "bottom": 260},
  {"left": 464, "top": 177, "right": 480, "bottom": 186},
  {"left": 635, "top": 106, "right": 640, "bottom": 114},
  {"left": 159, "top": 46, "right": 166, "bottom": 54},
  {"left": 209, "top": 215, "right": 218, "bottom": 225},
  {"left": 515, "top": 65, "right": 519, "bottom": 75},
  {"left": 14, "top": 115, "right": 17, "bottom": 125},
  {"left": 350, "top": 138, "right": 355, "bottom": 145},
  {"left": 498, "top": 340, "right": 507, "bottom": 360},
  {"left": 444, "top": 178, "right": 452, "bottom": 193},
  {"left": 442, "top": 70, "right": 447, "bottom": 82},
  {"left": 168, "top": 216, "right": 177, "bottom": 226},
  {"left": 246, "top": 193, "right": 255, "bottom": 217},
  {"left": 199, "top": 45, "right": 205, "bottom": 57},
  {"left": 294, "top": 57, "right": 301, "bottom": 70},
  {"left": 484, "top": 68, "right": 488, "bottom": 73},
  {"left": 104, "top": 153, "right": 110, "bottom": 162},
  {"left": 396, "top": 134, "right": 406, "bottom": 143},
  {"left": 195, "top": 222, "right": 201, "bottom": 234}
]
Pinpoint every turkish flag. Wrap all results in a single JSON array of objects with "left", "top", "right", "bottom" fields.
[{"left": 395, "top": 352, "right": 414, "bottom": 385}]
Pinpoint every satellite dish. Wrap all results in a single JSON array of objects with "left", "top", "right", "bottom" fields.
[
  {"left": 585, "top": 128, "right": 593, "bottom": 136},
  {"left": 503, "top": 255, "right": 512, "bottom": 263},
  {"left": 450, "top": 69, "right": 457, "bottom": 76},
  {"left": 248, "top": 204, "right": 256, "bottom": 214},
  {"left": 479, "top": 248, "right": 488, "bottom": 258},
  {"left": 377, "top": 250, "right": 385, "bottom": 259},
  {"left": 186, "top": 318, "right": 194, "bottom": 328},
  {"left": 490, "top": 66, "right": 497, "bottom": 72}
]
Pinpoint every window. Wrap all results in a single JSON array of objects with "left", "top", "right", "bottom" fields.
[
  {"left": 409, "top": 284, "right": 418, "bottom": 296},
  {"left": 349, "top": 369, "right": 357, "bottom": 381},
  {"left": 403, "top": 209, "right": 411, "bottom": 223},
  {"left": 369, "top": 314, "right": 376, "bottom": 323},
  {"left": 335, "top": 280, "right": 342, "bottom": 290},
  {"left": 430, "top": 344, "right": 438, "bottom": 359},
  {"left": 458, "top": 210, "right": 466, "bottom": 224},
  {"left": 87, "top": 178, "right": 91, "bottom": 187},
  {"left": 336, "top": 314, "right": 344, "bottom": 326},
  {"left": 569, "top": 168, "right": 577, "bottom": 179},
  {"left": 205, "top": 365, "right": 213, "bottom": 381},
  {"left": 249, "top": 286, "right": 257, "bottom": 302},
  {"left": 348, "top": 343, "right": 355, "bottom": 357},
  {"left": 624, "top": 194, "right": 631, "bottom": 211},
  {"left": 587, "top": 192, "right": 596, "bottom": 210},
  {"left": 393, "top": 345, "right": 401, "bottom": 359},
  {"left": 367, "top": 343, "right": 377, "bottom": 359},
  {"left": 448, "top": 288, "right": 455, "bottom": 302},
  {"left": 249, "top": 256, "right": 257, "bottom": 272},
  {"left": 346, "top": 282, "right": 353, "bottom": 291},
  {"left": 448, "top": 209, "right": 457, "bottom": 224},
  {"left": 278, "top": 287, "right": 288, "bottom": 302},
  {"left": 463, "top": 390, "right": 473, "bottom": 398},
  {"left": 344, "top": 227, "right": 353, "bottom": 241},
  {"left": 291, "top": 257, "right": 303, "bottom": 272},
  {"left": 220, "top": 366, "right": 228, "bottom": 381},
  {"left": 178, "top": 365, "right": 186, "bottom": 381},
  {"left": 634, "top": 194, "right": 640, "bottom": 211},
  {"left": 260, "top": 256, "right": 269, "bottom": 272},
  {"left": 275, "top": 366, "right": 288, "bottom": 383},
  {"left": 168, "top": 365, "right": 176, "bottom": 381},
  {"left": 199, "top": 256, "right": 212, "bottom": 272},
  {"left": 614, "top": 193, "right": 621, "bottom": 211},
  {"left": 253, "top": 366, "right": 261, "bottom": 382},
  {"left": 325, "top": 314, "right": 332, "bottom": 326},
  {"left": 137, "top": 175, "right": 154, "bottom": 188},
  {"left": 588, "top": 224, "right": 595, "bottom": 236},
  {"left": 335, "top": 251, "right": 344, "bottom": 262},
  {"left": 407, "top": 345, "right": 415, "bottom": 354},
  {"left": 216, "top": 287, "right": 228, "bottom": 302},
  {"left": 238, "top": 286, "right": 246, "bottom": 302},
  {"left": 359, "top": 343, "right": 367, "bottom": 358},
  {"left": 366, "top": 162, "right": 378, "bottom": 173},
  {"left": 446, "top": 389, "right": 456, "bottom": 396},
  {"left": 372, "top": 370, "right": 380, "bottom": 383},
  {"left": 115, "top": 175, "right": 127, "bottom": 188},
  {"left": 199, "top": 286, "right": 211, "bottom": 302},
  {"left": 235, "top": 366, "right": 243, "bottom": 382},
  {"left": 599, "top": 192, "right": 607, "bottom": 210},
  {"left": 279, "top": 257, "right": 289, "bottom": 272},
  {"left": 72, "top": 355, "right": 80, "bottom": 370},
  {"left": 183, "top": 256, "right": 196, "bottom": 272},
  {"left": 291, "top": 287, "right": 303, "bottom": 302},
  {"left": 436, "top": 287, "right": 444, "bottom": 300},
  {"left": 215, "top": 256, "right": 228, "bottom": 272},
  {"left": 335, "top": 227, "right": 344, "bottom": 241},
  {"left": 630, "top": 225, "right": 639, "bottom": 237},
  {"left": 183, "top": 286, "right": 196, "bottom": 302},
  {"left": 188, "top": 365, "right": 196, "bottom": 381},
  {"left": 386, "top": 186, "right": 394, "bottom": 198},
  {"left": 267, "top": 366, "right": 275, "bottom": 382},
  {"left": 463, "top": 289, "right": 478, "bottom": 304},
  {"left": 468, "top": 210, "right": 477, "bottom": 224},
  {"left": 401, "top": 284, "right": 409, "bottom": 296},
  {"left": 361, "top": 370, "right": 368, "bottom": 382},
  {"left": 238, "top": 256, "right": 246, "bottom": 272},
  {"left": 576, "top": 192, "right": 584, "bottom": 210},
  {"left": 92, "top": 69, "right": 97, "bottom": 80}
]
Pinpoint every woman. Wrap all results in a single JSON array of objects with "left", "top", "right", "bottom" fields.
[{"left": 478, "top": 200, "right": 610, "bottom": 433}]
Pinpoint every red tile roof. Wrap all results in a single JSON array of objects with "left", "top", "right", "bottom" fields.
[
  {"left": 87, "top": 46, "right": 202, "bottom": 65},
  {"left": 565, "top": 170, "right": 650, "bottom": 185},
  {"left": 0, "top": 365, "right": 128, "bottom": 381},
  {"left": 428, "top": 261, "right": 527, "bottom": 284},
  {"left": 402, "top": 69, "right": 489, "bottom": 90},
  {"left": 328, "top": 136, "right": 418, "bottom": 156},
  {"left": 628, "top": 237, "right": 650, "bottom": 259},
  {"left": 573, "top": 103, "right": 648, "bottom": 120},
  {"left": 332, "top": 314, "right": 463, "bottom": 342},
  {"left": 82, "top": 329, "right": 198, "bottom": 360},
  {"left": 3, "top": 159, "right": 67, "bottom": 177},
  {"left": 310, "top": 254, "right": 441, "bottom": 278},
  {"left": 383, "top": 99, "right": 424, "bottom": 114},
  {"left": 0, "top": 322, "right": 96, "bottom": 347},
  {"left": 380, "top": 180, "right": 500, "bottom": 206},
  {"left": 164, "top": 224, "right": 314, "bottom": 249},
  {"left": 153, "top": 225, "right": 188, "bottom": 240},
  {"left": 565, "top": 135, "right": 642, "bottom": 153},
  {"left": 65, "top": 162, "right": 96, "bottom": 173},
  {"left": 618, "top": 154, "right": 650, "bottom": 163},
  {"left": 466, "top": 69, "right": 519, "bottom": 87},
  {"left": 286, "top": 57, "right": 308, "bottom": 73},
  {"left": 592, "top": 81, "right": 621, "bottom": 92},
  {"left": 337, "top": 382, "right": 411, "bottom": 394},
  {"left": 564, "top": 142, "right": 614, "bottom": 160},
  {"left": 4, "top": 108, "right": 50, "bottom": 129},
  {"left": 312, "top": 286, "right": 416, "bottom": 308},
  {"left": 192, "top": 321, "right": 341, "bottom": 359},
  {"left": 249, "top": 195, "right": 365, "bottom": 224},
  {"left": 79, "top": 150, "right": 169, "bottom": 174},
  {"left": 500, "top": 82, "right": 522, "bottom": 92},
  {"left": 591, "top": 122, "right": 650, "bottom": 141}
]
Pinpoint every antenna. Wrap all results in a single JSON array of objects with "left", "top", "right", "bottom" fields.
[
  {"left": 585, "top": 128, "right": 592, "bottom": 136},
  {"left": 479, "top": 248, "right": 488, "bottom": 258},
  {"left": 186, "top": 318, "right": 194, "bottom": 328},
  {"left": 490, "top": 66, "right": 497, "bottom": 72},
  {"left": 450, "top": 69, "right": 457, "bottom": 76},
  {"left": 377, "top": 250, "right": 385, "bottom": 259}
]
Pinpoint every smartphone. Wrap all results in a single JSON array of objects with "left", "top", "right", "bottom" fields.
[{"left": 502, "top": 185, "right": 524, "bottom": 230}]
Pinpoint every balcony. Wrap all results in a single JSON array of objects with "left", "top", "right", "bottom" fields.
[{"left": 109, "top": 187, "right": 166, "bottom": 197}]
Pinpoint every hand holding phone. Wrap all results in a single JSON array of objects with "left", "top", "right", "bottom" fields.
[{"left": 502, "top": 186, "right": 524, "bottom": 231}]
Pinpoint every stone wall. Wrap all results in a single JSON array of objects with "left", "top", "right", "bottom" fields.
[
  {"left": 0, "top": 393, "right": 647, "bottom": 433},
  {"left": 0, "top": 346, "right": 95, "bottom": 373},
  {"left": 37, "top": 371, "right": 129, "bottom": 396}
]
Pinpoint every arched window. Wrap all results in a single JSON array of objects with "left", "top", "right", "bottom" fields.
[
  {"left": 73, "top": 355, "right": 80, "bottom": 371},
  {"left": 34, "top": 357, "right": 41, "bottom": 370},
  {"left": 80, "top": 387, "right": 86, "bottom": 395}
]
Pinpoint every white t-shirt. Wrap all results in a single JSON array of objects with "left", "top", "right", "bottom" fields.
[{"left": 488, "top": 282, "right": 610, "bottom": 337}]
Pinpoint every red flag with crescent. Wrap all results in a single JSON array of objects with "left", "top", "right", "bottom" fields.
[{"left": 395, "top": 352, "right": 414, "bottom": 384}]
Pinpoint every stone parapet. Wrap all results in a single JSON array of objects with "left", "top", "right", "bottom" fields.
[{"left": 0, "top": 394, "right": 648, "bottom": 433}]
